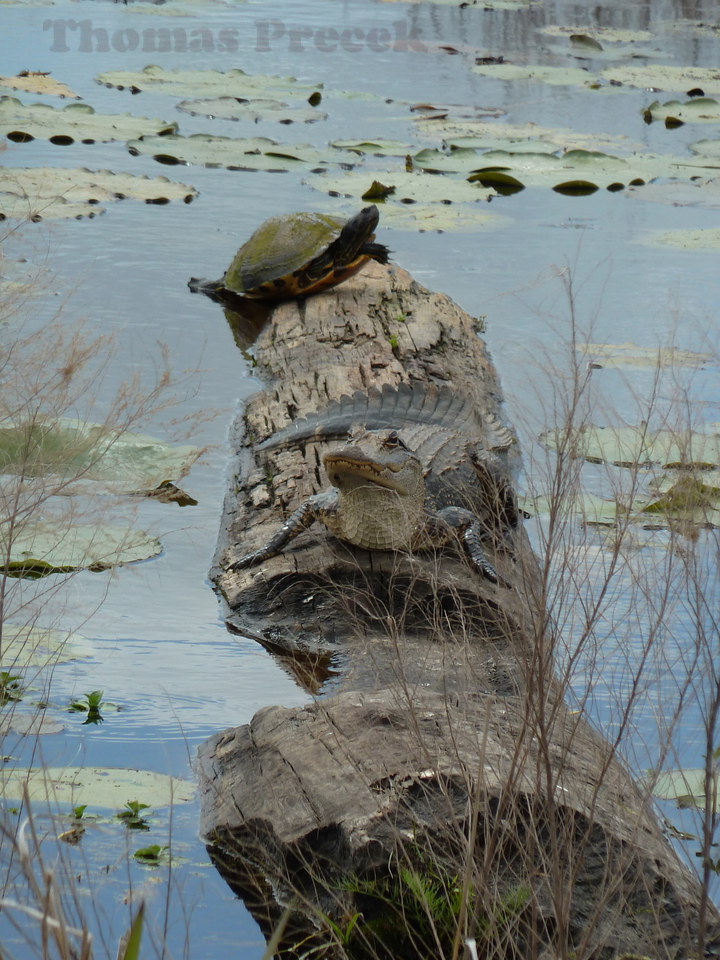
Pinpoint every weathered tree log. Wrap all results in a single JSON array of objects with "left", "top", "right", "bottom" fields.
[{"left": 199, "top": 263, "right": 719, "bottom": 958}]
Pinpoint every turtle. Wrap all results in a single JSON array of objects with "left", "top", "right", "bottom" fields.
[{"left": 221, "top": 205, "right": 389, "bottom": 300}]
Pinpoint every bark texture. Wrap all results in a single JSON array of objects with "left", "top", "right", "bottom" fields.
[{"left": 199, "top": 262, "right": 718, "bottom": 958}]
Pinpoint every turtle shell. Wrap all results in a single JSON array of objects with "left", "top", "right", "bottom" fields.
[{"left": 222, "top": 206, "right": 388, "bottom": 300}]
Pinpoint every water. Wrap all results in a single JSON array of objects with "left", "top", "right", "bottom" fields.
[{"left": 1, "top": 0, "right": 720, "bottom": 955}]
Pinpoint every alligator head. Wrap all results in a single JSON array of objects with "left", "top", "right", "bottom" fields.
[{"left": 321, "top": 430, "right": 426, "bottom": 551}]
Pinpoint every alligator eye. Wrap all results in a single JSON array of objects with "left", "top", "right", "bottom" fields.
[{"left": 383, "top": 431, "right": 409, "bottom": 450}]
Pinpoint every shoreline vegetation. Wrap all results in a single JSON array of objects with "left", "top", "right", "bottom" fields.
[{"left": 0, "top": 237, "right": 196, "bottom": 960}]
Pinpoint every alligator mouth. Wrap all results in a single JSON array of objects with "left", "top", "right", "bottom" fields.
[{"left": 323, "top": 453, "right": 410, "bottom": 495}]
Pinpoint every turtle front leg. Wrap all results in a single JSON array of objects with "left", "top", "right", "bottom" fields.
[
  {"left": 436, "top": 506, "right": 512, "bottom": 589},
  {"left": 229, "top": 492, "right": 333, "bottom": 570}
]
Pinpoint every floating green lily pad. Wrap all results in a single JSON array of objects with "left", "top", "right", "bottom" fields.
[
  {"left": 0, "top": 96, "right": 176, "bottom": 145},
  {"left": 413, "top": 146, "right": 495, "bottom": 173},
  {"left": 650, "top": 468, "right": 720, "bottom": 497},
  {"left": 4, "top": 522, "right": 162, "bottom": 577},
  {"left": 471, "top": 63, "right": 606, "bottom": 88},
  {"left": 0, "top": 418, "right": 200, "bottom": 485},
  {"left": 627, "top": 177, "right": 720, "bottom": 209},
  {"left": 177, "top": 96, "right": 326, "bottom": 124},
  {"left": 540, "top": 424, "right": 720, "bottom": 470},
  {"left": 0, "top": 626, "right": 93, "bottom": 669},
  {"left": 522, "top": 481, "right": 720, "bottom": 529},
  {"left": 645, "top": 227, "right": 720, "bottom": 250},
  {"left": 305, "top": 167, "right": 494, "bottom": 205},
  {"left": 127, "top": 132, "right": 355, "bottom": 171},
  {"left": 0, "top": 167, "right": 197, "bottom": 222},
  {"left": 643, "top": 480, "right": 720, "bottom": 527},
  {"left": 643, "top": 473, "right": 720, "bottom": 525},
  {"left": 465, "top": 147, "right": 714, "bottom": 191},
  {"left": 415, "top": 117, "right": 634, "bottom": 154},
  {"left": 379, "top": 0, "right": 535, "bottom": 6},
  {"left": 118, "top": 0, "right": 231, "bottom": 12},
  {"left": 578, "top": 342, "right": 711, "bottom": 368},
  {"left": 96, "top": 65, "right": 320, "bottom": 102},
  {"left": 0, "top": 74, "right": 80, "bottom": 99},
  {"left": 520, "top": 491, "right": 639, "bottom": 526},
  {"left": 0, "top": 714, "right": 65, "bottom": 737},
  {"left": 546, "top": 36, "right": 663, "bottom": 63},
  {"left": 122, "top": 0, "right": 232, "bottom": 13},
  {"left": 602, "top": 65, "right": 720, "bottom": 95},
  {"left": 690, "top": 139, "right": 720, "bottom": 157},
  {"left": 651, "top": 769, "right": 720, "bottom": 810},
  {"left": 471, "top": 63, "right": 720, "bottom": 96},
  {"left": 375, "top": 202, "right": 510, "bottom": 232},
  {"left": 539, "top": 26, "right": 654, "bottom": 43},
  {"left": 644, "top": 97, "right": 720, "bottom": 124},
  {"left": 0, "top": 194, "right": 103, "bottom": 222},
  {"left": 331, "top": 138, "right": 414, "bottom": 157},
  {"left": 0, "top": 766, "right": 195, "bottom": 808}
]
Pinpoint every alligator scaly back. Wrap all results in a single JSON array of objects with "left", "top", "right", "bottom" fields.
[{"left": 257, "top": 382, "right": 514, "bottom": 453}]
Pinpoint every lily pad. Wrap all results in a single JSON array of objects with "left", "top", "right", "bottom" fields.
[
  {"left": 0, "top": 766, "right": 195, "bottom": 808},
  {"left": 651, "top": 769, "right": 720, "bottom": 810},
  {"left": 176, "top": 96, "right": 326, "bottom": 124},
  {"left": 0, "top": 73, "right": 80, "bottom": 99},
  {"left": 643, "top": 473, "right": 720, "bottom": 524},
  {"left": 331, "top": 138, "right": 414, "bottom": 157},
  {"left": 577, "top": 342, "right": 711, "bottom": 368},
  {"left": 538, "top": 26, "right": 654, "bottom": 44},
  {"left": 304, "top": 167, "right": 494, "bottom": 204},
  {"left": 540, "top": 424, "right": 720, "bottom": 470},
  {"left": 471, "top": 63, "right": 720, "bottom": 96},
  {"left": 644, "top": 97, "right": 720, "bottom": 124},
  {"left": 123, "top": 0, "right": 232, "bottom": 13},
  {"left": 0, "top": 167, "right": 198, "bottom": 221},
  {"left": 521, "top": 482, "right": 720, "bottom": 529},
  {"left": 0, "top": 194, "right": 103, "bottom": 222},
  {"left": 415, "top": 117, "right": 635, "bottom": 154},
  {"left": 0, "top": 96, "right": 176, "bottom": 145},
  {"left": 0, "top": 626, "right": 93, "bottom": 669},
  {"left": 4, "top": 522, "right": 163, "bottom": 577},
  {"left": 644, "top": 228, "right": 720, "bottom": 250},
  {"left": 466, "top": 148, "right": 714, "bottom": 191},
  {"left": 690, "top": 139, "right": 720, "bottom": 157},
  {"left": 546, "top": 36, "right": 663, "bottom": 63},
  {"left": 0, "top": 714, "right": 65, "bottom": 736},
  {"left": 96, "top": 65, "right": 320, "bottom": 101},
  {"left": 520, "top": 491, "right": 639, "bottom": 526},
  {"left": 601, "top": 65, "right": 720, "bottom": 95},
  {"left": 626, "top": 177, "right": 720, "bottom": 209},
  {"left": 413, "top": 146, "right": 495, "bottom": 174},
  {"left": 379, "top": 0, "right": 534, "bottom": 6},
  {"left": 0, "top": 418, "right": 201, "bottom": 485},
  {"left": 127, "top": 132, "right": 355, "bottom": 171},
  {"left": 369, "top": 202, "right": 510, "bottom": 232},
  {"left": 471, "top": 63, "right": 606, "bottom": 88}
]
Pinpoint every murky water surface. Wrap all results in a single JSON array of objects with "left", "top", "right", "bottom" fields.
[{"left": 1, "top": 0, "right": 720, "bottom": 955}]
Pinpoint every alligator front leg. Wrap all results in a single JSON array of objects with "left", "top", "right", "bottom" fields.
[
  {"left": 229, "top": 492, "right": 335, "bottom": 570},
  {"left": 436, "top": 506, "right": 512, "bottom": 589}
]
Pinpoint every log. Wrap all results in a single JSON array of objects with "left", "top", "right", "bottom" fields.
[{"left": 199, "top": 263, "right": 719, "bottom": 958}]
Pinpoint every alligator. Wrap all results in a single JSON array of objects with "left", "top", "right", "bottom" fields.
[{"left": 231, "top": 383, "right": 520, "bottom": 586}]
